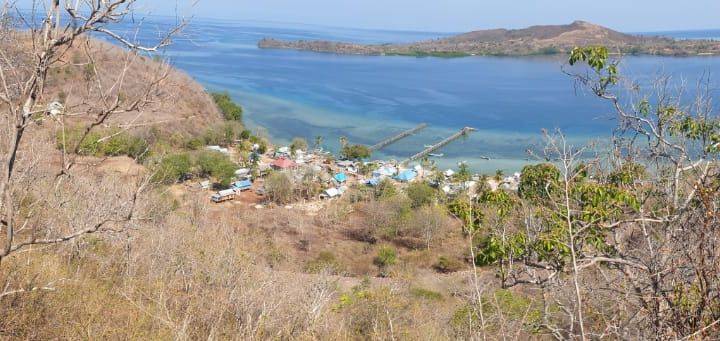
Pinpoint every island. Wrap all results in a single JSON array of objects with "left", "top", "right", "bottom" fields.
[{"left": 259, "top": 21, "right": 720, "bottom": 57}]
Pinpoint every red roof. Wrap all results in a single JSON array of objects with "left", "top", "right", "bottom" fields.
[{"left": 271, "top": 157, "right": 297, "bottom": 169}]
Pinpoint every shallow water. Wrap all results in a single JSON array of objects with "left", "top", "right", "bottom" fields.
[{"left": 123, "top": 19, "right": 720, "bottom": 172}]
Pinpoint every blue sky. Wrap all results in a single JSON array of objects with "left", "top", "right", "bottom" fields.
[{"left": 18, "top": 0, "right": 720, "bottom": 33}]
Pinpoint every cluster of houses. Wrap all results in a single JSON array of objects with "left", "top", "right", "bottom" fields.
[{"left": 204, "top": 143, "right": 524, "bottom": 204}]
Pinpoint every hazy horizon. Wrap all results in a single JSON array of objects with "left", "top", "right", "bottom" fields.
[{"left": 14, "top": 0, "right": 720, "bottom": 33}]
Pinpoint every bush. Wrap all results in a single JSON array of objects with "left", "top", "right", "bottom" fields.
[
  {"left": 341, "top": 144, "right": 371, "bottom": 160},
  {"left": 152, "top": 153, "right": 192, "bottom": 184},
  {"left": 289, "top": 137, "right": 308, "bottom": 154},
  {"left": 518, "top": 163, "right": 561, "bottom": 200},
  {"left": 433, "top": 256, "right": 464, "bottom": 273},
  {"left": 56, "top": 126, "right": 148, "bottom": 160},
  {"left": 374, "top": 178, "right": 397, "bottom": 199},
  {"left": 196, "top": 151, "right": 237, "bottom": 187},
  {"left": 373, "top": 245, "right": 397, "bottom": 268},
  {"left": 304, "top": 251, "right": 345, "bottom": 275},
  {"left": 211, "top": 91, "right": 243, "bottom": 121},
  {"left": 410, "top": 287, "right": 443, "bottom": 301},
  {"left": 265, "top": 171, "right": 295, "bottom": 204},
  {"left": 405, "top": 182, "right": 436, "bottom": 208}
]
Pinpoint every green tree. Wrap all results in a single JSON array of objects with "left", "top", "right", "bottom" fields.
[
  {"left": 152, "top": 153, "right": 192, "bottom": 184},
  {"left": 196, "top": 151, "right": 237, "bottom": 187},
  {"left": 517, "top": 163, "right": 561, "bottom": 201},
  {"left": 289, "top": 137, "right": 308, "bottom": 154},
  {"left": 211, "top": 91, "right": 243, "bottom": 121},
  {"left": 405, "top": 182, "right": 436, "bottom": 208},
  {"left": 341, "top": 144, "right": 372, "bottom": 160}
]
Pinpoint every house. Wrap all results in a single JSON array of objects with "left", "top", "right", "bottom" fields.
[
  {"left": 373, "top": 165, "right": 398, "bottom": 178},
  {"left": 271, "top": 157, "right": 297, "bottom": 170},
  {"left": 211, "top": 189, "right": 236, "bottom": 203},
  {"left": 366, "top": 177, "right": 381, "bottom": 187},
  {"left": 235, "top": 168, "right": 251, "bottom": 177},
  {"left": 231, "top": 180, "right": 253, "bottom": 192},
  {"left": 336, "top": 160, "right": 355, "bottom": 168},
  {"left": 321, "top": 187, "right": 341, "bottom": 199},
  {"left": 334, "top": 173, "right": 347, "bottom": 183},
  {"left": 395, "top": 169, "right": 417, "bottom": 182}
]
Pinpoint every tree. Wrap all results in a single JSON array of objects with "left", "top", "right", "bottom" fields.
[
  {"left": 211, "top": 91, "right": 243, "bottom": 121},
  {"left": 290, "top": 137, "right": 308, "bottom": 154},
  {"left": 454, "top": 162, "right": 471, "bottom": 182},
  {"left": 314, "top": 135, "right": 324, "bottom": 151},
  {"left": 341, "top": 144, "right": 372, "bottom": 160},
  {"left": 196, "top": 151, "right": 237, "bottom": 187},
  {"left": 0, "top": 0, "right": 184, "bottom": 296},
  {"left": 517, "top": 163, "right": 560, "bottom": 201},
  {"left": 405, "top": 182, "right": 436, "bottom": 208},
  {"left": 265, "top": 172, "right": 295, "bottom": 205}
]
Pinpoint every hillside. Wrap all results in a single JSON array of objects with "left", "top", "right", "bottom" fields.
[{"left": 259, "top": 21, "right": 720, "bottom": 56}]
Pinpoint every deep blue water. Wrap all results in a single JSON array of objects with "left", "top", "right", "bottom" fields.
[{"left": 120, "top": 19, "right": 720, "bottom": 172}]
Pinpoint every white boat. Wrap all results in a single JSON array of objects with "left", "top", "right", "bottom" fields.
[{"left": 428, "top": 153, "right": 444, "bottom": 157}]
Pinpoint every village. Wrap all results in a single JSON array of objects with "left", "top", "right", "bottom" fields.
[{"left": 200, "top": 125, "right": 523, "bottom": 209}]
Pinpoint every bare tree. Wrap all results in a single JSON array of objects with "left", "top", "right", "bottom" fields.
[{"left": 0, "top": 0, "right": 186, "bottom": 295}]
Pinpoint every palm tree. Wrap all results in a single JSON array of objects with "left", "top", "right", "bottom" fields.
[
  {"left": 494, "top": 169, "right": 505, "bottom": 182},
  {"left": 339, "top": 136, "right": 348, "bottom": 149},
  {"left": 314, "top": 135, "right": 324, "bottom": 151}
]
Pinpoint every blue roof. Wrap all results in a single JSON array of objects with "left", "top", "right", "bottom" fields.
[
  {"left": 396, "top": 170, "right": 417, "bottom": 182},
  {"left": 232, "top": 180, "right": 252, "bottom": 189},
  {"left": 334, "top": 173, "right": 347, "bottom": 183}
]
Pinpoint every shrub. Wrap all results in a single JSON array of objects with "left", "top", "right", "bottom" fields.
[
  {"left": 410, "top": 287, "right": 443, "bottom": 301},
  {"left": 211, "top": 91, "right": 243, "bottom": 121},
  {"left": 433, "top": 256, "right": 464, "bottom": 273},
  {"left": 265, "top": 171, "right": 295, "bottom": 204},
  {"left": 373, "top": 245, "right": 397, "bottom": 268},
  {"left": 152, "top": 153, "right": 192, "bottom": 184},
  {"left": 56, "top": 126, "right": 148, "bottom": 160},
  {"left": 518, "top": 163, "right": 561, "bottom": 200},
  {"left": 289, "top": 137, "right": 308, "bottom": 154},
  {"left": 374, "top": 178, "right": 397, "bottom": 199},
  {"left": 185, "top": 137, "right": 204, "bottom": 150},
  {"left": 405, "top": 182, "right": 436, "bottom": 208},
  {"left": 196, "top": 151, "right": 237, "bottom": 187},
  {"left": 304, "top": 251, "right": 345, "bottom": 275}
]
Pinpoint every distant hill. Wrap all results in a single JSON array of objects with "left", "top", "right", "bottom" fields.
[{"left": 259, "top": 21, "right": 720, "bottom": 57}]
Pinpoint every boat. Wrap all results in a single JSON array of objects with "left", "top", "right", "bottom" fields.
[{"left": 428, "top": 153, "right": 444, "bottom": 157}]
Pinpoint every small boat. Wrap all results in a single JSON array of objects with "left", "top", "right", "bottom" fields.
[
  {"left": 424, "top": 144, "right": 434, "bottom": 148},
  {"left": 429, "top": 153, "right": 444, "bottom": 157},
  {"left": 479, "top": 156, "right": 491, "bottom": 160}
]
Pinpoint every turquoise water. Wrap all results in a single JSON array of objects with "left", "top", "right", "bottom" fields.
[{"left": 134, "top": 19, "right": 720, "bottom": 172}]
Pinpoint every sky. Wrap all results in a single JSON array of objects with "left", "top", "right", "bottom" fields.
[{"left": 16, "top": 0, "right": 720, "bottom": 33}]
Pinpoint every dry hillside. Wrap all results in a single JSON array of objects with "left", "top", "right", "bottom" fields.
[{"left": 259, "top": 20, "right": 720, "bottom": 56}]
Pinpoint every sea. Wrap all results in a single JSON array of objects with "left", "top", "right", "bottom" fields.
[{"left": 125, "top": 18, "right": 720, "bottom": 173}]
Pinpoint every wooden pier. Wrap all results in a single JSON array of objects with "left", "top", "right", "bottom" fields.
[
  {"left": 369, "top": 123, "right": 428, "bottom": 151},
  {"left": 402, "top": 127, "right": 476, "bottom": 164}
]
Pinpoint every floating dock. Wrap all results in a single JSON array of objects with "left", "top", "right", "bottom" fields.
[
  {"left": 369, "top": 123, "right": 428, "bottom": 151},
  {"left": 403, "top": 127, "right": 476, "bottom": 164}
]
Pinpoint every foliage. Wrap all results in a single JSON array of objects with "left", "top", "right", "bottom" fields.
[
  {"left": 454, "top": 162, "right": 471, "bottom": 182},
  {"left": 152, "top": 153, "right": 192, "bottom": 184},
  {"left": 341, "top": 144, "right": 372, "bottom": 160},
  {"left": 433, "top": 256, "right": 464, "bottom": 273},
  {"left": 608, "top": 161, "right": 646, "bottom": 186},
  {"left": 56, "top": 126, "right": 148, "bottom": 161},
  {"left": 373, "top": 245, "right": 397, "bottom": 268},
  {"left": 409, "top": 287, "right": 442, "bottom": 301},
  {"left": 211, "top": 91, "right": 243, "bottom": 121},
  {"left": 304, "top": 251, "right": 345, "bottom": 275},
  {"left": 374, "top": 178, "right": 397, "bottom": 199},
  {"left": 517, "top": 163, "right": 560, "bottom": 201},
  {"left": 404, "top": 182, "right": 436, "bottom": 208},
  {"left": 264, "top": 171, "right": 295, "bottom": 204},
  {"left": 289, "top": 137, "right": 308, "bottom": 154},
  {"left": 196, "top": 150, "right": 237, "bottom": 187}
]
